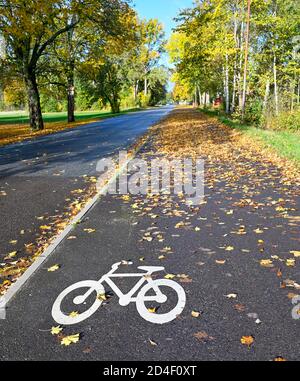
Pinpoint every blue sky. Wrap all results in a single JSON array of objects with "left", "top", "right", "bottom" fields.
[{"left": 133, "top": 0, "right": 194, "bottom": 38}]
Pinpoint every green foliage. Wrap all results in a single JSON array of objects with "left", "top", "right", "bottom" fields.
[
  {"left": 267, "top": 110, "right": 300, "bottom": 131},
  {"left": 244, "top": 98, "right": 263, "bottom": 126},
  {"left": 138, "top": 93, "right": 151, "bottom": 108}
]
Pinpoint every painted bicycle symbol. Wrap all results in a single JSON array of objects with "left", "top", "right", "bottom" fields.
[{"left": 52, "top": 262, "right": 186, "bottom": 325}]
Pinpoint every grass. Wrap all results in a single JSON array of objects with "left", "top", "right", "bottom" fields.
[
  {"left": 0, "top": 108, "right": 141, "bottom": 125},
  {"left": 200, "top": 108, "right": 300, "bottom": 165},
  {"left": 0, "top": 108, "right": 142, "bottom": 146}
]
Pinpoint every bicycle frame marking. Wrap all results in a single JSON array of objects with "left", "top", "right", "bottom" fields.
[
  {"left": 82, "top": 267, "right": 165, "bottom": 306},
  {"left": 52, "top": 262, "right": 186, "bottom": 325}
]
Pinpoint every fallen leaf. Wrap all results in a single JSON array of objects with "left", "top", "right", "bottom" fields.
[
  {"left": 234, "top": 304, "right": 245, "bottom": 312},
  {"left": 254, "top": 228, "right": 264, "bottom": 234},
  {"left": 40, "top": 225, "right": 52, "bottom": 231},
  {"left": 286, "top": 259, "right": 295, "bottom": 267},
  {"left": 226, "top": 293, "right": 238, "bottom": 299},
  {"left": 194, "top": 331, "right": 214, "bottom": 342},
  {"left": 164, "top": 274, "right": 176, "bottom": 279},
  {"left": 274, "top": 357, "right": 287, "bottom": 362},
  {"left": 260, "top": 259, "right": 274, "bottom": 268},
  {"left": 191, "top": 311, "right": 201, "bottom": 318},
  {"left": 47, "top": 264, "right": 60, "bottom": 272},
  {"left": 4, "top": 251, "right": 17, "bottom": 260},
  {"left": 241, "top": 336, "right": 254, "bottom": 347},
  {"left": 83, "top": 228, "right": 96, "bottom": 234},
  {"left": 61, "top": 334, "right": 80, "bottom": 346},
  {"left": 51, "top": 326, "right": 63, "bottom": 335}
]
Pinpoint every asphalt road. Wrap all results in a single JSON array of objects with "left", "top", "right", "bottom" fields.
[
  {"left": 0, "top": 122, "right": 299, "bottom": 361},
  {"left": 0, "top": 106, "right": 173, "bottom": 264}
]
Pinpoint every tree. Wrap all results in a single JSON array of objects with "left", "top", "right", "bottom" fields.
[
  {"left": 0, "top": 0, "right": 83, "bottom": 130},
  {"left": 139, "top": 19, "right": 166, "bottom": 98},
  {"left": 43, "top": 0, "right": 134, "bottom": 122},
  {"left": 169, "top": 0, "right": 300, "bottom": 124}
]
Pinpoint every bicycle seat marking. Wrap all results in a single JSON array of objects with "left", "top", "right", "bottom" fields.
[{"left": 52, "top": 262, "right": 186, "bottom": 325}]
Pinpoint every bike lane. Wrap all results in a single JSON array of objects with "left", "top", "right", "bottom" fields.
[{"left": 1, "top": 185, "right": 299, "bottom": 361}]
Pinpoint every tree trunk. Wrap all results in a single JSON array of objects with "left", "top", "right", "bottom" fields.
[
  {"left": 197, "top": 86, "right": 202, "bottom": 106},
  {"left": 238, "top": 21, "right": 244, "bottom": 110},
  {"left": 109, "top": 95, "right": 120, "bottom": 114},
  {"left": 241, "top": 0, "right": 251, "bottom": 120},
  {"left": 263, "top": 79, "right": 270, "bottom": 111},
  {"left": 224, "top": 55, "right": 230, "bottom": 114},
  {"left": 273, "top": 53, "right": 279, "bottom": 116},
  {"left": 24, "top": 69, "right": 44, "bottom": 131},
  {"left": 67, "top": 67, "right": 75, "bottom": 123},
  {"left": 133, "top": 81, "right": 138, "bottom": 102},
  {"left": 144, "top": 72, "right": 148, "bottom": 96},
  {"left": 231, "top": 16, "right": 238, "bottom": 113}
]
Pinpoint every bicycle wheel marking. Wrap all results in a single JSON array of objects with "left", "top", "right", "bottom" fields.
[{"left": 51, "top": 262, "right": 187, "bottom": 325}]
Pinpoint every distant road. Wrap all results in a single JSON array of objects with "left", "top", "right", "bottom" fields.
[{"left": 0, "top": 106, "right": 173, "bottom": 262}]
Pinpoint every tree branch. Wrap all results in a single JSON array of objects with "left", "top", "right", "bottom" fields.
[{"left": 30, "top": 20, "right": 80, "bottom": 67}]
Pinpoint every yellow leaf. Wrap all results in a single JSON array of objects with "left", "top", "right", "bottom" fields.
[
  {"left": 5, "top": 251, "right": 17, "bottom": 259},
  {"left": 191, "top": 311, "right": 201, "bottom": 318},
  {"left": 254, "top": 228, "right": 264, "bottom": 234},
  {"left": 286, "top": 259, "right": 295, "bottom": 267},
  {"left": 274, "top": 357, "right": 287, "bottom": 362},
  {"left": 69, "top": 311, "right": 79, "bottom": 318},
  {"left": 51, "top": 326, "right": 63, "bottom": 335},
  {"left": 165, "top": 274, "right": 176, "bottom": 279},
  {"left": 97, "top": 293, "right": 107, "bottom": 301},
  {"left": 40, "top": 225, "right": 51, "bottom": 230},
  {"left": 83, "top": 228, "right": 96, "bottom": 234},
  {"left": 225, "top": 246, "right": 234, "bottom": 251},
  {"left": 61, "top": 334, "right": 80, "bottom": 346},
  {"left": 260, "top": 259, "right": 273, "bottom": 268},
  {"left": 290, "top": 251, "right": 300, "bottom": 258},
  {"left": 148, "top": 307, "right": 157, "bottom": 314},
  {"left": 241, "top": 336, "right": 254, "bottom": 347},
  {"left": 47, "top": 264, "right": 60, "bottom": 272}
]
